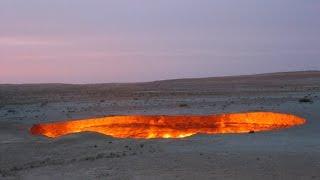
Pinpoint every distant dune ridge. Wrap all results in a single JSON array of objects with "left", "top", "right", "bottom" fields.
[
  {"left": 0, "top": 71, "right": 319, "bottom": 106},
  {"left": 1, "top": 70, "right": 320, "bottom": 86}
]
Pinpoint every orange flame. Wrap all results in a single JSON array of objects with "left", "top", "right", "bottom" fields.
[{"left": 30, "top": 112, "right": 306, "bottom": 139}]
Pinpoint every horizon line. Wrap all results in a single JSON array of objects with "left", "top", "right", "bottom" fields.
[{"left": 1, "top": 70, "right": 319, "bottom": 86}]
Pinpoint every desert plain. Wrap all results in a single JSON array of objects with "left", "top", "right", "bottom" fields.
[{"left": 0, "top": 71, "right": 320, "bottom": 180}]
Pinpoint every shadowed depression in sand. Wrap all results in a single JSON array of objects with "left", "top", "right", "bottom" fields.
[{"left": 30, "top": 112, "right": 306, "bottom": 139}]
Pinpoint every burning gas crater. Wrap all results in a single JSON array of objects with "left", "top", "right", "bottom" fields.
[{"left": 30, "top": 112, "right": 305, "bottom": 139}]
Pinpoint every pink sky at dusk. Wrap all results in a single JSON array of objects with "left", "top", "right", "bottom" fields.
[{"left": 1, "top": 0, "right": 319, "bottom": 83}]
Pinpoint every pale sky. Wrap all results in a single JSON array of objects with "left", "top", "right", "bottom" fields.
[{"left": 0, "top": 0, "right": 319, "bottom": 83}]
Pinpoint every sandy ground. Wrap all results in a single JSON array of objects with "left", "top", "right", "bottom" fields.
[{"left": 0, "top": 71, "right": 320, "bottom": 180}]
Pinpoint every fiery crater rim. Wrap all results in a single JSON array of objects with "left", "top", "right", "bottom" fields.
[{"left": 30, "top": 111, "right": 306, "bottom": 139}]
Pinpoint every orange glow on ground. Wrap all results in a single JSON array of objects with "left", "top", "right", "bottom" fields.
[{"left": 30, "top": 112, "right": 306, "bottom": 139}]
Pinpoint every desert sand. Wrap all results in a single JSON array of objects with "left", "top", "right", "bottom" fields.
[{"left": 0, "top": 71, "right": 320, "bottom": 180}]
